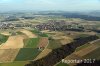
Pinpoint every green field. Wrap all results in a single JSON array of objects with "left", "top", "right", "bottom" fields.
[
  {"left": 24, "top": 38, "right": 40, "bottom": 48},
  {"left": 0, "top": 61, "right": 27, "bottom": 66},
  {"left": 16, "top": 31, "right": 25, "bottom": 35},
  {"left": 0, "top": 34, "right": 9, "bottom": 44},
  {"left": 74, "top": 34, "right": 90, "bottom": 39},
  {"left": 47, "top": 40, "right": 61, "bottom": 49},
  {"left": 15, "top": 48, "right": 41, "bottom": 61},
  {"left": 30, "top": 30, "right": 48, "bottom": 37}
]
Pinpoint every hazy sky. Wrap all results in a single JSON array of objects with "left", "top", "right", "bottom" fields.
[{"left": 0, "top": 0, "right": 100, "bottom": 12}]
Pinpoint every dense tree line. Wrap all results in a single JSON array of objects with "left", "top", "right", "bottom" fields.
[
  {"left": 92, "top": 29, "right": 100, "bottom": 33},
  {"left": 63, "top": 14, "right": 100, "bottom": 21},
  {"left": 25, "top": 35, "right": 99, "bottom": 66},
  {"left": 21, "top": 16, "right": 35, "bottom": 19},
  {"left": 53, "top": 26, "right": 84, "bottom": 32}
]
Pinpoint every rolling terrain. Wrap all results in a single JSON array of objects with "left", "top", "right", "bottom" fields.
[{"left": 0, "top": 11, "right": 100, "bottom": 66}]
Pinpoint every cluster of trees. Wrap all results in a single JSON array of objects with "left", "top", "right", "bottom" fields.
[
  {"left": 0, "top": 34, "right": 8, "bottom": 44},
  {"left": 61, "top": 26, "right": 84, "bottom": 32},
  {"left": 25, "top": 35, "right": 99, "bottom": 66}
]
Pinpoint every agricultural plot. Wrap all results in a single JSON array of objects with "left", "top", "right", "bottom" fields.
[
  {"left": 0, "top": 49, "right": 20, "bottom": 62},
  {"left": 38, "top": 37, "right": 48, "bottom": 48},
  {"left": 65, "top": 32, "right": 92, "bottom": 39},
  {"left": 76, "top": 39, "right": 100, "bottom": 51},
  {"left": 75, "top": 44, "right": 99, "bottom": 57},
  {"left": 83, "top": 47, "right": 100, "bottom": 60},
  {"left": 15, "top": 48, "right": 41, "bottom": 61},
  {"left": 75, "top": 43, "right": 90, "bottom": 51},
  {"left": 47, "top": 40, "right": 62, "bottom": 49},
  {"left": 0, "top": 9, "right": 100, "bottom": 66},
  {"left": 16, "top": 31, "right": 25, "bottom": 35},
  {"left": 20, "top": 29, "right": 37, "bottom": 38},
  {"left": 75, "top": 39, "right": 100, "bottom": 57},
  {"left": 0, "top": 35, "right": 24, "bottom": 49},
  {"left": 92, "top": 39, "right": 100, "bottom": 46},
  {"left": 60, "top": 36, "right": 73, "bottom": 45},
  {"left": 74, "top": 34, "right": 90, "bottom": 39},
  {"left": 30, "top": 30, "right": 48, "bottom": 37},
  {"left": 24, "top": 38, "right": 40, "bottom": 48},
  {"left": 0, "top": 34, "right": 9, "bottom": 45},
  {"left": 34, "top": 48, "right": 52, "bottom": 60},
  {"left": 0, "top": 61, "right": 27, "bottom": 66}
]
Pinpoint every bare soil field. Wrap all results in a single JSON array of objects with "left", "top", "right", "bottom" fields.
[
  {"left": 0, "top": 49, "right": 20, "bottom": 62},
  {"left": 34, "top": 37, "right": 51, "bottom": 60},
  {"left": 19, "top": 29, "right": 37, "bottom": 38},
  {"left": 60, "top": 36, "right": 73, "bottom": 45},
  {"left": 0, "top": 35, "right": 24, "bottom": 49},
  {"left": 38, "top": 37, "right": 49, "bottom": 48}
]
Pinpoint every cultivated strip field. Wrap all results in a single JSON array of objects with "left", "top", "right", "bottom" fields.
[
  {"left": 0, "top": 61, "right": 27, "bottom": 66},
  {"left": 34, "top": 48, "right": 52, "bottom": 60},
  {"left": 60, "top": 36, "right": 73, "bottom": 45},
  {"left": 34, "top": 37, "right": 51, "bottom": 60},
  {"left": 20, "top": 29, "right": 37, "bottom": 38},
  {"left": 83, "top": 47, "right": 100, "bottom": 60},
  {"left": 0, "top": 49, "right": 20, "bottom": 62},
  {"left": 75, "top": 44, "right": 99, "bottom": 57},
  {"left": 0, "top": 35, "right": 24, "bottom": 49},
  {"left": 0, "top": 29, "right": 41, "bottom": 63},
  {"left": 38, "top": 37, "right": 49, "bottom": 48},
  {"left": 14, "top": 48, "right": 41, "bottom": 61}
]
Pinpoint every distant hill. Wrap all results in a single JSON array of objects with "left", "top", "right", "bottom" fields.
[
  {"left": 34, "top": 11, "right": 100, "bottom": 21},
  {"left": 84, "top": 11, "right": 100, "bottom": 17}
]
